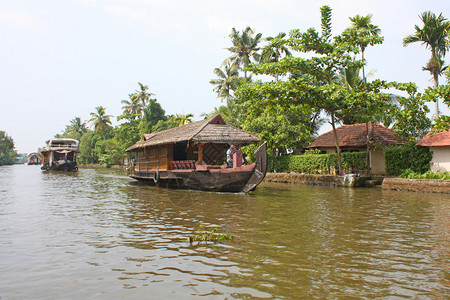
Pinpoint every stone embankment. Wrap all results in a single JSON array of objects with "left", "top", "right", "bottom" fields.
[
  {"left": 382, "top": 178, "right": 450, "bottom": 193},
  {"left": 264, "top": 173, "right": 450, "bottom": 193},
  {"left": 264, "top": 172, "right": 382, "bottom": 188}
]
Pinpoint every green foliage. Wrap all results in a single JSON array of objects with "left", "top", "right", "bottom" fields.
[
  {"left": 400, "top": 169, "right": 450, "bottom": 180},
  {"left": 114, "top": 119, "right": 141, "bottom": 152},
  {"left": 78, "top": 131, "right": 98, "bottom": 164},
  {"left": 234, "top": 90, "right": 318, "bottom": 154},
  {"left": 384, "top": 143, "right": 432, "bottom": 175},
  {"left": 223, "top": 26, "right": 262, "bottom": 78},
  {"left": 53, "top": 82, "right": 193, "bottom": 166},
  {"left": 59, "top": 117, "right": 88, "bottom": 141},
  {"left": 210, "top": 64, "right": 240, "bottom": 100},
  {"left": 241, "top": 143, "right": 257, "bottom": 163},
  {"left": 188, "top": 225, "right": 234, "bottom": 245},
  {"left": 0, "top": 131, "right": 17, "bottom": 166},
  {"left": 304, "top": 148, "right": 322, "bottom": 155},
  {"left": 268, "top": 152, "right": 366, "bottom": 174},
  {"left": 239, "top": 6, "right": 390, "bottom": 174},
  {"left": 426, "top": 84, "right": 450, "bottom": 132},
  {"left": 152, "top": 117, "right": 179, "bottom": 133},
  {"left": 139, "top": 99, "right": 167, "bottom": 135},
  {"left": 320, "top": 6, "right": 333, "bottom": 41}
]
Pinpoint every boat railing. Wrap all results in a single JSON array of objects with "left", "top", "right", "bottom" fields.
[
  {"left": 129, "top": 159, "right": 159, "bottom": 176},
  {"left": 170, "top": 160, "right": 196, "bottom": 170},
  {"left": 45, "top": 146, "right": 80, "bottom": 152}
]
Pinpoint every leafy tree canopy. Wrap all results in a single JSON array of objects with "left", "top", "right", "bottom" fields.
[{"left": 0, "top": 131, "right": 17, "bottom": 166}]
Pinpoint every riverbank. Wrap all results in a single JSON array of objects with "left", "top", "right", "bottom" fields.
[
  {"left": 382, "top": 177, "right": 450, "bottom": 193},
  {"left": 78, "top": 164, "right": 126, "bottom": 170},
  {"left": 264, "top": 172, "right": 383, "bottom": 188},
  {"left": 264, "top": 172, "right": 450, "bottom": 193}
]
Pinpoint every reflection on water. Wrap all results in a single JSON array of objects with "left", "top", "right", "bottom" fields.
[{"left": 0, "top": 165, "right": 449, "bottom": 299}]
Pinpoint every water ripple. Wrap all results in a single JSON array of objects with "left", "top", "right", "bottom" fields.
[{"left": 0, "top": 166, "right": 449, "bottom": 299}]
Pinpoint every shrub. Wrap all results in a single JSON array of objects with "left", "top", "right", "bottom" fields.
[
  {"left": 384, "top": 143, "right": 432, "bottom": 176},
  {"left": 268, "top": 152, "right": 366, "bottom": 174},
  {"left": 400, "top": 169, "right": 450, "bottom": 180}
]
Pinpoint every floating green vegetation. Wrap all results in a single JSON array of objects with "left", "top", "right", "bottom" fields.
[{"left": 188, "top": 225, "right": 234, "bottom": 245}]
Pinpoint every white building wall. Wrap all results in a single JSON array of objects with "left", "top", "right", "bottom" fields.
[{"left": 430, "top": 146, "right": 450, "bottom": 172}]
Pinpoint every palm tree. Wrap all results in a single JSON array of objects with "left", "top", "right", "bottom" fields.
[
  {"left": 121, "top": 93, "right": 143, "bottom": 119},
  {"left": 335, "top": 64, "right": 365, "bottom": 124},
  {"left": 403, "top": 11, "right": 450, "bottom": 117},
  {"left": 174, "top": 114, "right": 194, "bottom": 126},
  {"left": 68, "top": 117, "right": 88, "bottom": 136},
  {"left": 346, "top": 14, "right": 382, "bottom": 83},
  {"left": 89, "top": 106, "right": 113, "bottom": 157},
  {"left": 222, "top": 26, "right": 262, "bottom": 78},
  {"left": 132, "top": 82, "right": 155, "bottom": 107},
  {"left": 260, "top": 32, "right": 292, "bottom": 81},
  {"left": 345, "top": 16, "right": 382, "bottom": 175},
  {"left": 210, "top": 63, "right": 239, "bottom": 100}
]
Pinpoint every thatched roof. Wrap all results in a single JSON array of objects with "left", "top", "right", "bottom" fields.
[
  {"left": 417, "top": 130, "right": 450, "bottom": 147},
  {"left": 126, "top": 115, "right": 261, "bottom": 152},
  {"left": 307, "top": 122, "right": 404, "bottom": 148}
]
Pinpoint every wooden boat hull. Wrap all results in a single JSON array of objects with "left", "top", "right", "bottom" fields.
[
  {"left": 130, "top": 142, "right": 267, "bottom": 193},
  {"left": 41, "top": 162, "right": 78, "bottom": 172}
]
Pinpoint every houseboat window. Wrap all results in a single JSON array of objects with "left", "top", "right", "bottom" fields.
[{"left": 173, "top": 142, "right": 187, "bottom": 161}]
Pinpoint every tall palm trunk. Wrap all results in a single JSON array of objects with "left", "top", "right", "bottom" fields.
[
  {"left": 361, "top": 47, "right": 371, "bottom": 174},
  {"left": 331, "top": 112, "right": 343, "bottom": 175},
  {"left": 102, "top": 132, "right": 113, "bottom": 157},
  {"left": 361, "top": 46, "right": 366, "bottom": 84},
  {"left": 433, "top": 71, "right": 439, "bottom": 118}
]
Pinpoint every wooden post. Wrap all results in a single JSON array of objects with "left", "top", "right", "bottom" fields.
[
  {"left": 233, "top": 149, "right": 243, "bottom": 168},
  {"left": 198, "top": 143, "right": 204, "bottom": 165}
]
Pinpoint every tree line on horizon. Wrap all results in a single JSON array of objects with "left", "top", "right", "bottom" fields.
[{"left": 1, "top": 7, "right": 450, "bottom": 170}]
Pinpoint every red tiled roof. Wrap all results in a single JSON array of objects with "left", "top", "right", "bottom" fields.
[
  {"left": 417, "top": 130, "right": 450, "bottom": 147},
  {"left": 307, "top": 122, "right": 404, "bottom": 148}
]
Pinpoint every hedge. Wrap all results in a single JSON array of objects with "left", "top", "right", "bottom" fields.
[
  {"left": 268, "top": 152, "right": 366, "bottom": 174},
  {"left": 384, "top": 143, "right": 432, "bottom": 176}
]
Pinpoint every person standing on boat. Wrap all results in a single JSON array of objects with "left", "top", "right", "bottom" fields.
[{"left": 226, "top": 144, "right": 236, "bottom": 168}]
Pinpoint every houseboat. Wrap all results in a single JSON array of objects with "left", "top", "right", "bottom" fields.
[
  {"left": 125, "top": 114, "right": 267, "bottom": 193},
  {"left": 40, "top": 138, "right": 80, "bottom": 171},
  {"left": 27, "top": 153, "right": 42, "bottom": 165}
]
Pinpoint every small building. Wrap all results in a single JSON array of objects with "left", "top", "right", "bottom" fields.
[
  {"left": 417, "top": 130, "right": 450, "bottom": 172},
  {"left": 306, "top": 122, "right": 404, "bottom": 175}
]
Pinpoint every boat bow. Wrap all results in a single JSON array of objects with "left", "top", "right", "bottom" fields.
[{"left": 242, "top": 142, "right": 268, "bottom": 193}]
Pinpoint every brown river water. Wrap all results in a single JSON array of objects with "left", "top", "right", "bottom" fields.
[{"left": 0, "top": 165, "right": 449, "bottom": 299}]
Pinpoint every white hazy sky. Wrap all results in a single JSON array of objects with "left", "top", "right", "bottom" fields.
[{"left": 1, "top": 0, "right": 449, "bottom": 154}]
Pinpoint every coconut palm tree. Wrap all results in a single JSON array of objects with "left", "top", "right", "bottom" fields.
[
  {"left": 260, "top": 32, "right": 292, "bottom": 81},
  {"left": 174, "top": 114, "right": 194, "bottom": 127},
  {"left": 403, "top": 11, "right": 450, "bottom": 117},
  {"left": 346, "top": 14, "right": 382, "bottom": 83},
  {"left": 89, "top": 106, "right": 113, "bottom": 157},
  {"left": 222, "top": 26, "right": 262, "bottom": 78},
  {"left": 66, "top": 117, "right": 88, "bottom": 138},
  {"left": 132, "top": 82, "right": 155, "bottom": 107},
  {"left": 121, "top": 93, "right": 143, "bottom": 119},
  {"left": 210, "top": 64, "right": 239, "bottom": 100}
]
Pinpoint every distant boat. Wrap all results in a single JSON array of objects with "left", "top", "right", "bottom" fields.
[
  {"left": 40, "top": 138, "right": 79, "bottom": 171},
  {"left": 27, "top": 153, "right": 42, "bottom": 165},
  {"left": 125, "top": 114, "right": 267, "bottom": 193}
]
